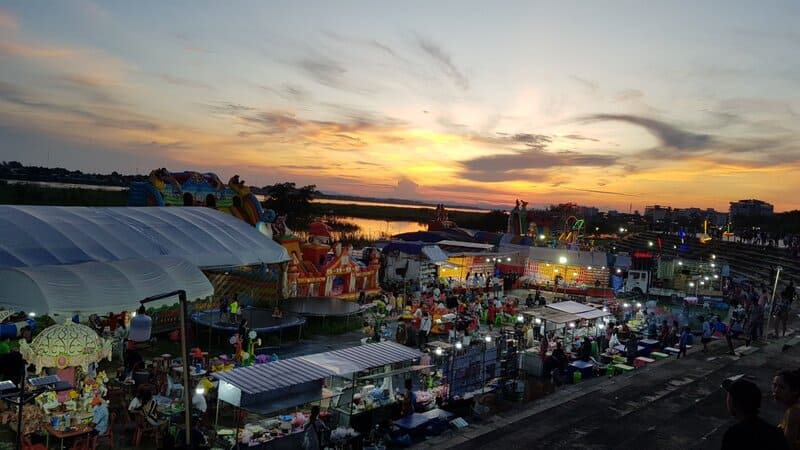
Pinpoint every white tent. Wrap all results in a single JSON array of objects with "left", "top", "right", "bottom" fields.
[
  {"left": 0, "top": 256, "right": 213, "bottom": 317},
  {"left": 0, "top": 205, "right": 289, "bottom": 269}
]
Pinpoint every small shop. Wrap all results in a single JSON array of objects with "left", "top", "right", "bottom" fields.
[{"left": 211, "top": 341, "right": 427, "bottom": 448}]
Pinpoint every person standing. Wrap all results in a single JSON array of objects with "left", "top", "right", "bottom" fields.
[
  {"left": 699, "top": 316, "right": 712, "bottom": 353},
  {"left": 678, "top": 326, "right": 692, "bottom": 359},
  {"left": 721, "top": 378, "right": 788, "bottom": 450},
  {"left": 418, "top": 312, "right": 432, "bottom": 350},
  {"left": 218, "top": 295, "right": 229, "bottom": 324},
  {"left": 113, "top": 318, "right": 129, "bottom": 363},
  {"left": 773, "top": 369, "right": 800, "bottom": 449},
  {"left": 229, "top": 294, "right": 240, "bottom": 324},
  {"left": 302, "top": 405, "right": 328, "bottom": 450}
]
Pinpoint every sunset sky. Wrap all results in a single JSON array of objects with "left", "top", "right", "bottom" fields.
[{"left": 1, "top": 1, "right": 799, "bottom": 212}]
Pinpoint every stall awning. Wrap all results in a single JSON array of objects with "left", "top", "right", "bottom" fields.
[
  {"left": 0, "top": 256, "right": 213, "bottom": 317},
  {"left": 576, "top": 309, "right": 611, "bottom": 320},
  {"left": 421, "top": 246, "right": 449, "bottom": 263},
  {"left": 521, "top": 308, "right": 579, "bottom": 324},
  {"left": 547, "top": 301, "right": 594, "bottom": 314},
  {"left": 0, "top": 205, "right": 289, "bottom": 269},
  {"left": 212, "top": 358, "right": 336, "bottom": 414},
  {"left": 298, "top": 341, "right": 423, "bottom": 376}
]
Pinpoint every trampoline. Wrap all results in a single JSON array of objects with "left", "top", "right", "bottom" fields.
[
  {"left": 280, "top": 297, "right": 373, "bottom": 317},
  {"left": 191, "top": 307, "right": 306, "bottom": 334}
]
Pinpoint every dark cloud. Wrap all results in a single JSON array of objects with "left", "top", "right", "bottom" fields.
[
  {"left": 0, "top": 80, "right": 158, "bottom": 130},
  {"left": 279, "top": 164, "right": 327, "bottom": 170},
  {"left": 569, "top": 76, "right": 599, "bottom": 93},
  {"left": 296, "top": 56, "right": 374, "bottom": 94},
  {"left": 415, "top": 36, "right": 469, "bottom": 90},
  {"left": 460, "top": 148, "right": 619, "bottom": 182},
  {"left": 566, "top": 187, "right": 639, "bottom": 197},
  {"left": 355, "top": 160, "right": 383, "bottom": 167},
  {"left": 577, "top": 114, "right": 713, "bottom": 151},
  {"left": 614, "top": 89, "right": 644, "bottom": 102},
  {"left": 562, "top": 134, "right": 599, "bottom": 142},
  {"left": 437, "top": 116, "right": 468, "bottom": 131},
  {"left": 475, "top": 132, "right": 552, "bottom": 151},
  {"left": 262, "top": 83, "right": 310, "bottom": 102}
]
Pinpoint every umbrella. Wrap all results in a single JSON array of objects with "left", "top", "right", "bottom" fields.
[{"left": 19, "top": 321, "right": 112, "bottom": 372}]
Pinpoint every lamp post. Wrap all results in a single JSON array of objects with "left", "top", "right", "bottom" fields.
[
  {"left": 765, "top": 266, "right": 783, "bottom": 342},
  {"left": 129, "top": 290, "right": 192, "bottom": 446}
]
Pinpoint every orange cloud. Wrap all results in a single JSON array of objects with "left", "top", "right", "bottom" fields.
[{"left": 0, "top": 41, "right": 75, "bottom": 58}]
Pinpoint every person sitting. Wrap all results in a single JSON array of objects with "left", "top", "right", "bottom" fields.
[
  {"left": 89, "top": 397, "right": 110, "bottom": 437},
  {"left": 578, "top": 337, "right": 592, "bottom": 362},
  {"left": 272, "top": 306, "right": 283, "bottom": 318},
  {"left": 143, "top": 390, "right": 167, "bottom": 431},
  {"left": 175, "top": 415, "right": 209, "bottom": 449},
  {"left": 549, "top": 342, "right": 568, "bottom": 378}
]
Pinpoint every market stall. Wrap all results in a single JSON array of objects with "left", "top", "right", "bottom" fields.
[
  {"left": 13, "top": 322, "right": 113, "bottom": 445},
  {"left": 298, "top": 341, "right": 424, "bottom": 434},
  {"left": 211, "top": 357, "right": 337, "bottom": 448}
]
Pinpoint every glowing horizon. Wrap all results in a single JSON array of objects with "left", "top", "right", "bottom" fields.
[{"left": 1, "top": 2, "right": 799, "bottom": 212}]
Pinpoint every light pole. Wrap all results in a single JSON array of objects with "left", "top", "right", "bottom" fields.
[
  {"left": 765, "top": 266, "right": 783, "bottom": 342},
  {"left": 129, "top": 290, "right": 192, "bottom": 446}
]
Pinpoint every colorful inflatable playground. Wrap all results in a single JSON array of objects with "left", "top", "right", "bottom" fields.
[{"left": 129, "top": 168, "right": 381, "bottom": 301}]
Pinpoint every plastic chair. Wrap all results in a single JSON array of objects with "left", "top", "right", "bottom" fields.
[
  {"left": 131, "top": 411, "right": 161, "bottom": 448},
  {"left": 91, "top": 411, "right": 117, "bottom": 449},
  {"left": 21, "top": 436, "right": 48, "bottom": 450}
]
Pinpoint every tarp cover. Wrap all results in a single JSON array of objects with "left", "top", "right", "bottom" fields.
[
  {"left": 298, "top": 341, "right": 423, "bottom": 376},
  {"left": 0, "top": 205, "right": 289, "bottom": 269},
  {"left": 547, "top": 300, "right": 595, "bottom": 314},
  {"left": 0, "top": 256, "right": 213, "bottom": 317}
]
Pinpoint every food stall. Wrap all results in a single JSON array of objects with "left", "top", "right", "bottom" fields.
[
  {"left": 211, "top": 341, "right": 424, "bottom": 448},
  {"left": 520, "top": 308, "right": 580, "bottom": 376},
  {"left": 297, "top": 341, "right": 424, "bottom": 434},
  {"left": 211, "top": 358, "right": 336, "bottom": 449}
]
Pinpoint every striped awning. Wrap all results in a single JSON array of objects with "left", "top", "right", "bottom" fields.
[
  {"left": 298, "top": 341, "right": 423, "bottom": 376},
  {"left": 211, "top": 358, "right": 335, "bottom": 395}
]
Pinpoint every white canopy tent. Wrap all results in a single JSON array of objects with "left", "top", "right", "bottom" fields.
[
  {"left": 0, "top": 205, "right": 289, "bottom": 269},
  {"left": 0, "top": 256, "right": 213, "bottom": 317}
]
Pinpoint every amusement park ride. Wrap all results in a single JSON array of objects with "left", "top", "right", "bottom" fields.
[
  {"left": 129, "top": 169, "right": 380, "bottom": 300},
  {"left": 507, "top": 200, "right": 588, "bottom": 250}
]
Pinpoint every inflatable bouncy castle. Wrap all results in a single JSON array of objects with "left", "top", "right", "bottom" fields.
[{"left": 128, "top": 169, "right": 275, "bottom": 230}]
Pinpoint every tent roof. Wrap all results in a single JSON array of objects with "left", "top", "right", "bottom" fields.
[
  {"left": 576, "top": 309, "right": 610, "bottom": 320},
  {"left": 547, "top": 300, "right": 594, "bottom": 314},
  {"left": 0, "top": 205, "right": 289, "bottom": 269},
  {"left": 0, "top": 256, "right": 213, "bottom": 317},
  {"left": 298, "top": 341, "right": 423, "bottom": 376},
  {"left": 521, "top": 308, "right": 579, "bottom": 324},
  {"left": 211, "top": 358, "right": 335, "bottom": 395}
]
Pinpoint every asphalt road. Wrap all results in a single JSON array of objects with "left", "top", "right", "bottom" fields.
[{"left": 450, "top": 336, "right": 799, "bottom": 450}]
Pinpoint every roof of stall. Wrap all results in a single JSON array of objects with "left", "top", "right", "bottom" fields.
[{"left": 298, "top": 341, "right": 423, "bottom": 376}]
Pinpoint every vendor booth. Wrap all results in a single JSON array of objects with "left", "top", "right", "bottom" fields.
[{"left": 210, "top": 341, "right": 424, "bottom": 448}]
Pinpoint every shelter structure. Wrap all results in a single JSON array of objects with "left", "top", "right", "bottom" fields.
[{"left": 0, "top": 205, "right": 289, "bottom": 320}]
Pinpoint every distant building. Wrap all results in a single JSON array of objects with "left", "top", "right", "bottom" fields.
[
  {"left": 644, "top": 205, "right": 670, "bottom": 224},
  {"left": 729, "top": 199, "right": 774, "bottom": 219}
]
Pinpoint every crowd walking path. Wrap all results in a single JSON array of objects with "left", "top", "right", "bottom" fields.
[{"left": 414, "top": 324, "right": 800, "bottom": 449}]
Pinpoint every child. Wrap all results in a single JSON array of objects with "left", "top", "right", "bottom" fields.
[
  {"left": 678, "top": 326, "right": 692, "bottom": 359},
  {"left": 700, "top": 315, "right": 712, "bottom": 353}
]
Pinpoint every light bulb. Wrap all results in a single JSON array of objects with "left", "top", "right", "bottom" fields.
[
  {"left": 434, "top": 347, "right": 443, "bottom": 356},
  {"left": 484, "top": 336, "right": 492, "bottom": 343},
  {"left": 455, "top": 342, "right": 463, "bottom": 350},
  {"left": 195, "top": 387, "right": 205, "bottom": 395}
]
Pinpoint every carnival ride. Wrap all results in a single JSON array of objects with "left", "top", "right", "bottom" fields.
[
  {"left": 558, "top": 216, "right": 585, "bottom": 248},
  {"left": 191, "top": 308, "right": 306, "bottom": 335},
  {"left": 128, "top": 169, "right": 274, "bottom": 230}
]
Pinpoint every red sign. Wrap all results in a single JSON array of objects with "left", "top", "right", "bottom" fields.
[{"left": 632, "top": 251, "right": 654, "bottom": 258}]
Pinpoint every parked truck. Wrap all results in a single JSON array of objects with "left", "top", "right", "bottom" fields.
[{"left": 621, "top": 268, "right": 722, "bottom": 300}]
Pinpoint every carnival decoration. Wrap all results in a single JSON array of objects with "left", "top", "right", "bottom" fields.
[{"left": 19, "top": 321, "right": 112, "bottom": 372}]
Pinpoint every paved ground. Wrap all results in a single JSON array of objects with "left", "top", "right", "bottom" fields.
[{"left": 413, "top": 327, "right": 800, "bottom": 450}]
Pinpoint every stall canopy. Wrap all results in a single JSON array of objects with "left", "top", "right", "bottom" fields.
[
  {"left": 0, "top": 205, "right": 289, "bottom": 269},
  {"left": 380, "top": 242, "right": 449, "bottom": 263},
  {"left": 212, "top": 358, "right": 336, "bottom": 414},
  {"left": 298, "top": 341, "right": 423, "bottom": 376},
  {"left": 547, "top": 301, "right": 595, "bottom": 315},
  {"left": 576, "top": 308, "right": 611, "bottom": 320},
  {"left": 0, "top": 256, "right": 213, "bottom": 317},
  {"left": 522, "top": 308, "right": 579, "bottom": 324}
]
